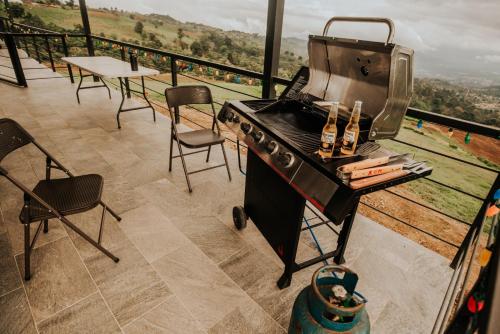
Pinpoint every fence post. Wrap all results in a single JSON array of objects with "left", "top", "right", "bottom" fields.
[
  {"left": 78, "top": 0, "right": 99, "bottom": 82},
  {"left": 0, "top": 17, "right": 6, "bottom": 33},
  {"left": 61, "top": 35, "right": 74, "bottom": 83},
  {"left": 4, "top": 33, "right": 27, "bottom": 87},
  {"left": 21, "top": 35, "right": 30, "bottom": 57},
  {"left": 262, "top": 0, "right": 284, "bottom": 99},
  {"left": 78, "top": 0, "right": 94, "bottom": 56},
  {"left": 170, "top": 56, "right": 180, "bottom": 123},
  {"left": 32, "top": 35, "right": 41, "bottom": 62},
  {"left": 43, "top": 36, "right": 55, "bottom": 72}
]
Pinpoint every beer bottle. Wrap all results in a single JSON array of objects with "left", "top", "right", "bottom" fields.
[
  {"left": 340, "top": 101, "right": 362, "bottom": 155},
  {"left": 319, "top": 102, "right": 339, "bottom": 159}
]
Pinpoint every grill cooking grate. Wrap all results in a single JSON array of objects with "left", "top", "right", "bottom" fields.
[{"left": 261, "top": 117, "right": 322, "bottom": 154}]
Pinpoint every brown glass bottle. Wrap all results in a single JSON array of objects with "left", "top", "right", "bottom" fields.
[
  {"left": 318, "top": 102, "right": 339, "bottom": 159},
  {"left": 340, "top": 101, "right": 362, "bottom": 155}
]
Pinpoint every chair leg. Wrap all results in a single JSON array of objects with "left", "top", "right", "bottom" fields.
[
  {"left": 221, "top": 143, "right": 232, "bottom": 181},
  {"left": 99, "top": 201, "right": 121, "bottom": 222},
  {"left": 206, "top": 145, "right": 211, "bottom": 163},
  {"left": 24, "top": 223, "right": 31, "bottom": 280},
  {"left": 59, "top": 216, "right": 119, "bottom": 263},
  {"left": 168, "top": 132, "right": 174, "bottom": 172},
  {"left": 98, "top": 205, "right": 106, "bottom": 245},
  {"left": 177, "top": 144, "right": 193, "bottom": 192},
  {"left": 43, "top": 219, "right": 48, "bottom": 233}
]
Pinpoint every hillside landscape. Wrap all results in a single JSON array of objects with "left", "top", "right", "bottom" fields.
[{"left": 3, "top": 1, "right": 499, "bottom": 127}]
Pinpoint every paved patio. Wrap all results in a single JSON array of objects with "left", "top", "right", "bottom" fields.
[{"left": 0, "top": 54, "right": 451, "bottom": 333}]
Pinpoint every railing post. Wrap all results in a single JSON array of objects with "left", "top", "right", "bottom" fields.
[
  {"left": 0, "top": 16, "right": 6, "bottom": 33},
  {"left": 4, "top": 33, "right": 27, "bottom": 87},
  {"left": 61, "top": 35, "right": 74, "bottom": 83},
  {"left": 32, "top": 35, "right": 41, "bottom": 62},
  {"left": 78, "top": 0, "right": 99, "bottom": 82},
  {"left": 120, "top": 46, "right": 131, "bottom": 98},
  {"left": 78, "top": 0, "right": 94, "bottom": 56},
  {"left": 44, "top": 36, "right": 55, "bottom": 72},
  {"left": 22, "top": 35, "right": 30, "bottom": 57},
  {"left": 170, "top": 56, "right": 180, "bottom": 123},
  {"left": 262, "top": 0, "right": 285, "bottom": 99}
]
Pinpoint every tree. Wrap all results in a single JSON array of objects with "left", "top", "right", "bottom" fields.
[
  {"left": 134, "top": 21, "right": 144, "bottom": 34},
  {"left": 8, "top": 3, "right": 25, "bottom": 18},
  {"left": 65, "top": 0, "right": 75, "bottom": 8},
  {"left": 190, "top": 41, "right": 203, "bottom": 57},
  {"left": 227, "top": 52, "right": 239, "bottom": 65},
  {"left": 177, "top": 28, "right": 185, "bottom": 40}
]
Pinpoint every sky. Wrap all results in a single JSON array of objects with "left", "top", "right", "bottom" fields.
[{"left": 85, "top": 0, "right": 500, "bottom": 84}]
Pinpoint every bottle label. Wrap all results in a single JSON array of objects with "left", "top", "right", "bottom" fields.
[
  {"left": 342, "top": 130, "right": 356, "bottom": 151},
  {"left": 319, "top": 132, "right": 336, "bottom": 158},
  {"left": 321, "top": 132, "right": 336, "bottom": 144}
]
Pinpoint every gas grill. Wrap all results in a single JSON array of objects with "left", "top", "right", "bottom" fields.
[{"left": 218, "top": 17, "right": 432, "bottom": 289}]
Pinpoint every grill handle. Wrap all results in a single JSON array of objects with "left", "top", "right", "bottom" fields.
[{"left": 323, "top": 17, "right": 395, "bottom": 45}]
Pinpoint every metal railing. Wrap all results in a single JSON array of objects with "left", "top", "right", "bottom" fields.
[{"left": 1, "top": 16, "right": 499, "bottom": 256}]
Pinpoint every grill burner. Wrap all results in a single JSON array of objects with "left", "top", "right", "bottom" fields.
[{"left": 219, "top": 17, "right": 431, "bottom": 289}]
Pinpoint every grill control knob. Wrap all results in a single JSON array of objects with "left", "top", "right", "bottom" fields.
[
  {"left": 266, "top": 141, "right": 279, "bottom": 155},
  {"left": 240, "top": 122, "right": 253, "bottom": 134},
  {"left": 277, "top": 152, "right": 295, "bottom": 168},
  {"left": 225, "top": 111, "right": 234, "bottom": 122},
  {"left": 252, "top": 131, "right": 264, "bottom": 143}
]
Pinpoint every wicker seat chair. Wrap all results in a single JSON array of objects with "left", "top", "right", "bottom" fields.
[
  {"left": 0, "top": 118, "right": 120, "bottom": 280},
  {"left": 165, "top": 85, "right": 232, "bottom": 192}
]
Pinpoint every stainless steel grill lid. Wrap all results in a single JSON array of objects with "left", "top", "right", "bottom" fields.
[{"left": 301, "top": 17, "right": 414, "bottom": 140}]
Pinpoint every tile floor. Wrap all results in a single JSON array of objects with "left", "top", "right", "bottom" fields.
[{"left": 0, "top": 52, "right": 452, "bottom": 333}]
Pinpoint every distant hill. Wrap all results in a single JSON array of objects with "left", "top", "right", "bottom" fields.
[
  {"left": 413, "top": 78, "right": 500, "bottom": 127},
  {"left": 12, "top": 3, "right": 306, "bottom": 77}
]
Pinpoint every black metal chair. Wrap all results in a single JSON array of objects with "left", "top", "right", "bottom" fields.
[
  {"left": 165, "top": 85, "right": 232, "bottom": 192},
  {"left": 0, "top": 118, "right": 120, "bottom": 280}
]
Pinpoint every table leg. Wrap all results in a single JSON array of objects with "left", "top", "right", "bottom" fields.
[
  {"left": 333, "top": 198, "right": 360, "bottom": 264},
  {"left": 76, "top": 68, "right": 84, "bottom": 104},
  {"left": 117, "top": 77, "right": 126, "bottom": 129},
  {"left": 100, "top": 77, "right": 112, "bottom": 100},
  {"left": 141, "top": 76, "right": 156, "bottom": 123}
]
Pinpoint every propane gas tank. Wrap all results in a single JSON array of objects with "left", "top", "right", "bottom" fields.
[{"left": 289, "top": 265, "right": 370, "bottom": 334}]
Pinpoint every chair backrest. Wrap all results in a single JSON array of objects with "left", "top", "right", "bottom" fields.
[
  {"left": 165, "top": 85, "right": 213, "bottom": 109},
  {"left": 0, "top": 118, "right": 33, "bottom": 164}
]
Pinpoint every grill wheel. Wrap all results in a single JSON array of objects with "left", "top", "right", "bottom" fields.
[{"left": 232, "top": 206, "right": 247, "bottom": 230}]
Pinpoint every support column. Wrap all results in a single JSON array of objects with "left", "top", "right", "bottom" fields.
[
  {"left": 78, "top": 0, "right": 94, "bottom": 56},
  {"left": 262, "top": 0, "right": 285, "bottom": 99}
]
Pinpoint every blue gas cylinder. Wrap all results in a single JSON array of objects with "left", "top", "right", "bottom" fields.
[{"left": 289, "top": 265, "right": 370, "bottom": 334}]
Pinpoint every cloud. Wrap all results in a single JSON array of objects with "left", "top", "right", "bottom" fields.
[{"left": 476, "top": 55, "right": 500, "bottom": 64}]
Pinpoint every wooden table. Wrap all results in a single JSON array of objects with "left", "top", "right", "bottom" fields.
[{"left": 62, "top": 56, "right": 160, "bottom": 129}]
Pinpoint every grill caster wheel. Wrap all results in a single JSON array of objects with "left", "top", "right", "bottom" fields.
[{"left": 233, "top": 206, "right": 247, "bottom": 230}]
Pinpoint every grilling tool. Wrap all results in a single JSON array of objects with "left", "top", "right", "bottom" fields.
[
  {"left": 349, "top": 162, "right": 432, "bottom": 189},
  {"left": 336, "top": 153, "right": 412, "bottom": 180}
]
